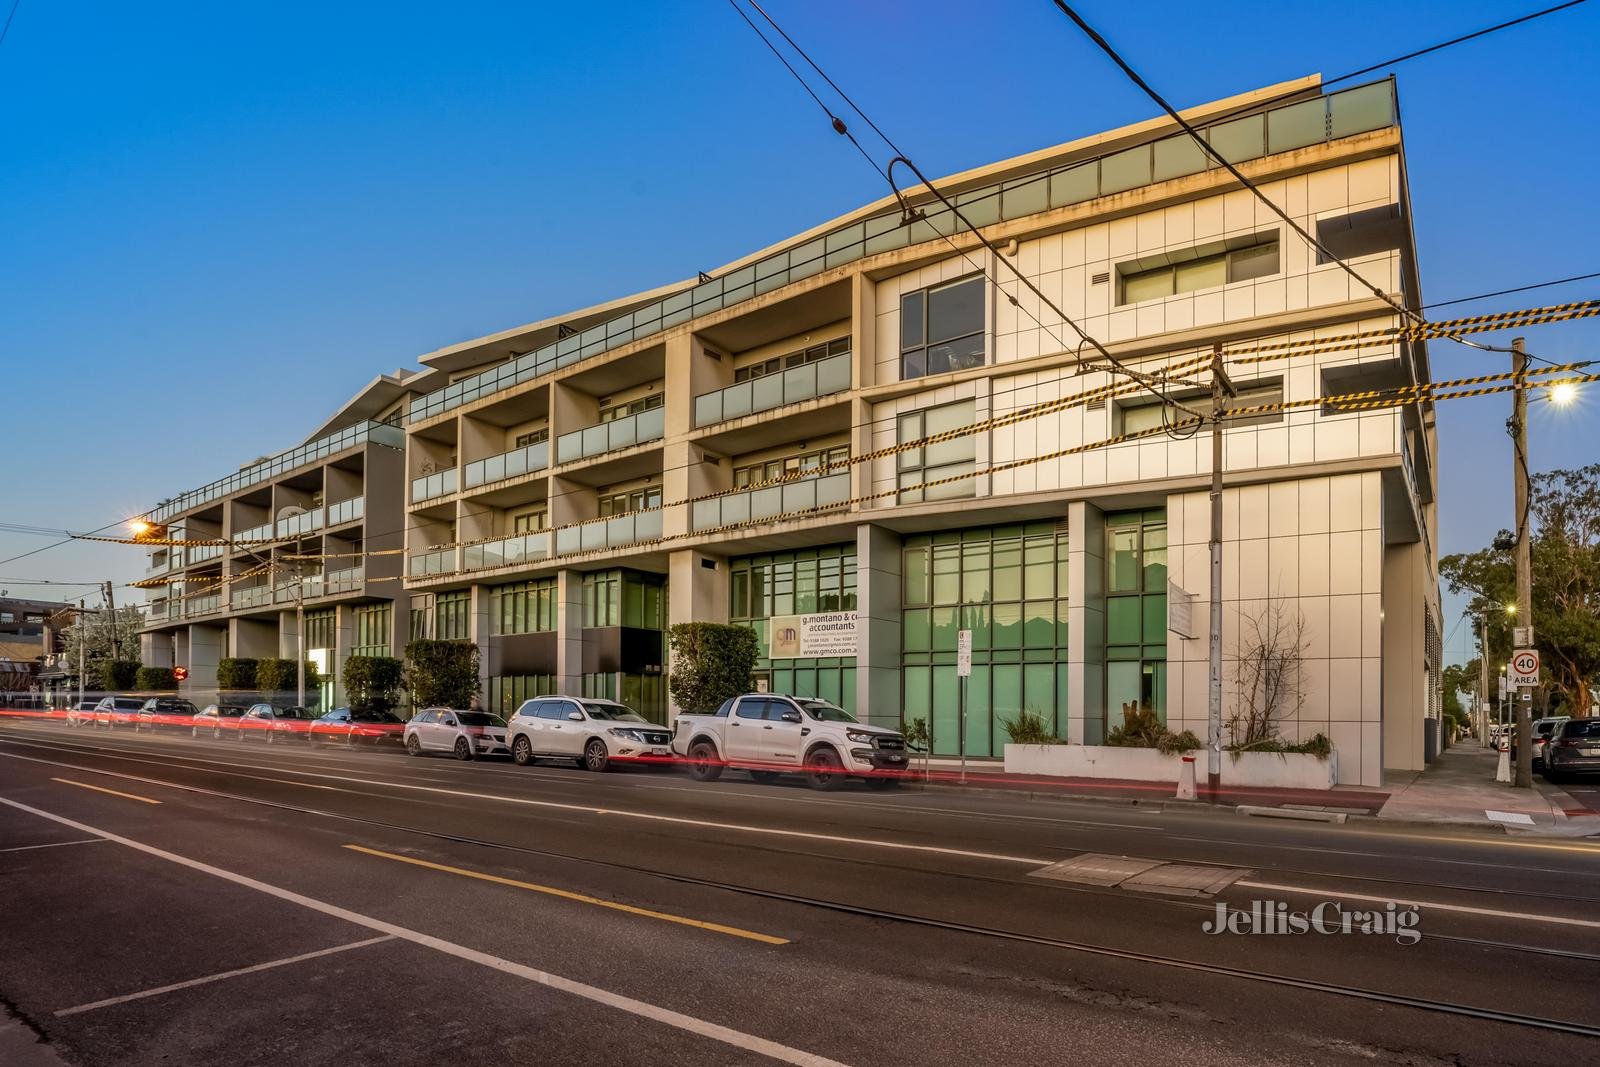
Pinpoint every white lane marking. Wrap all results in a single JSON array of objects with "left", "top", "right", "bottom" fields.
[
  {"left": 0, "top": 797, "right": 847, "bottom": 1067},
  {"left": 0, "top": 747, "right": 1051, "bottom": 867},
  {"left": 0, "top": 838, "right": 106, "bottom": 854},
  {"left": 55, "top": 936, "right": 395, "bottom": 1016},
  {"left": 1234, "top": 880, "right": 1600, "bottom": 931}
]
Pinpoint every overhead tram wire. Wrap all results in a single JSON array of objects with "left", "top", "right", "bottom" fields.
[
  {"left": 1324, "top": 0, "right": 1591, "bottom": 86},
  {"left": 1422, "top": 270, "right": 1600, "bottom": 312},
  {"left": 731, "top": 0, "right": 1206, "bottom": 425}
]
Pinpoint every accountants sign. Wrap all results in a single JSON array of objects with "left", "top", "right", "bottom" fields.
[{"left": 769, "top": 611, "right": 858, "bottom": 659}]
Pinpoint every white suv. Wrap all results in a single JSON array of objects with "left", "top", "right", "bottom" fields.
[
  {"left": 505, "top": 696, "right": 673, "bottom": 772},
  {"left": 404, "top": 708, "right": 509, "bottom": 761}
]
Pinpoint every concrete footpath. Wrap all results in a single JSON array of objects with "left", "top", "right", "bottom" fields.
[{"left": 1375, "top": 742, "right": 1600, "bottom": 837}]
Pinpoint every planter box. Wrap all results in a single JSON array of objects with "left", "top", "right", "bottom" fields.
[{"left": 1003, "top": 743, "right": 1337, "bottom": 791}]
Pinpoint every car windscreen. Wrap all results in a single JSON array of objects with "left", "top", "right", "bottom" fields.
[
  {"left": 799, "top": 700, "right": 857, "bottom": 723},
  {"left": 581, "top": 703, "right": 638, "bottom": 721},
  {"left": 352, "top": 710, "right": 400, "bottom": 723},
  {"left": 114, "top": 699, "right": 143, "bottom": 710},
  {"left": 1561, "top": 720, "right": 1600, "bottom": 739},
  {"left": 456, "top": 712, "right": 505, "bottom": 727}
]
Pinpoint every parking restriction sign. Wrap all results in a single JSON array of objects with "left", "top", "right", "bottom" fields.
[{"left": 1509, "top": 649, "right": 1540, "bottom": 688}]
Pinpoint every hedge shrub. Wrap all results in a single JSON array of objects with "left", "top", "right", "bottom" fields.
[
  {"left": 255, "top": 658, "right": 320, "bottom": 697},
  {"left": 666, "top": 624, "right": 757, "bottom": 714},
  {"left": 403, "top": 640, "right": 480, "bottom": 710},
  {"left": 344, "top": 655, "right": 404, "bottom": 714},
  {"left": 216, "top": 657, "right": 258, "bottom": 691},
  {"left": 99, "top": 659, "right": 141, "bottom": 691},
  {"left": 135, "top": 666, "right": 176, "bottom": 691}
]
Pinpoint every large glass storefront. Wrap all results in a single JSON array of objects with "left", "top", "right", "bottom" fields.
[
  {"left": 730, "top": 545, "right": 857, "bottom": 713},
  {"left": 582, "top": 570, "right": 669, "bottom": 723},
  {"left": 902, "top": 523, "right": 1069, "bottom": 757},
  {"left": 1105, "top": 509, "right": 1168, "bottom": 724}
]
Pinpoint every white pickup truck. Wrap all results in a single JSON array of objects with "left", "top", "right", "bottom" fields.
[{"left": 671, "top": 693, "right": 909, "bottom": 790}]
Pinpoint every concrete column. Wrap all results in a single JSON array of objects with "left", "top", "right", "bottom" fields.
[
  {"left": 1067, "top": 500, "right": 1107, "bottom": 744},
  {"left": 555, "top": 570, "right": 584, "bottom": 695},
  {"left": 277, "top": 610, "right": 299, "bottom": 659},
  {"left": 854, "top": 524, "right": 901, "bottom": 730},
  {"left": 471, "top": 584, "right": 494, "bottom": 702},
  {"left": 140, "top": 631, "right": 175, "bottom": 668},
  {"left": 1382, "top": 540, "right": 1426, "bottom": 783},
  {"left": 666, "top": 549, "right": 729, "bottom": 721},
  {"left": 230, "top": 618, "right": 277, "bottom": 659},
  {"left": 186, "top": 624, "right": 223, "bottom": 705}
]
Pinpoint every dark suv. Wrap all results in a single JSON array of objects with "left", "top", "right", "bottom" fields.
[
  {"left": 1542, "top": 718, "right": 1600, "bottom": 783},
  {"left": 137, "top": 697, "right": 199, "bottom": 732}
]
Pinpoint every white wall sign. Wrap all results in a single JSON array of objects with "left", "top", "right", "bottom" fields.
[
  {"left": 769, "top": 611, "right": 858, "bottom": 659},
  {"left": 957, "top": 629, "right": 972, "bottom": 677},
  {"left": 1509, "top": 649, "right": 1540, "bottom": 688},
  {"left": 1167, "top": 580, "right": 1197, "bottom": 639}
]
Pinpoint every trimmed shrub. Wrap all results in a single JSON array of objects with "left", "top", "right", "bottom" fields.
[
  {"left": 1003, "top": 707, "right": 1060, "bottom": 746},
  {"left": 216, "top": 657, "right": 258, "bottom": 691},
  {"left": 344, "top": 655, "right": 404, "bottom": 714},
  {"left": 135, "top": 666, "right": 175, "bottom": 691},
  {"left": 99, "top": 659, "right": 141, "bottom": 691},
  {"left": 255, "top": 658, "right": 320, "bottom": 699},
  {"left": 667, "top": 624, "right": 758, "bottom": 713},
  {"left": 403, "top": 640, "right": 480, "bottom": 709}
]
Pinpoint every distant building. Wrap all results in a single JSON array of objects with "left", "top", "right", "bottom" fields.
[{"left": 0, "top": 597, "right": 66, "bottom": 639}]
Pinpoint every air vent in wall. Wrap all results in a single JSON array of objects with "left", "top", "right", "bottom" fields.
[
  {"left": 1086, "top": 398, "right": 1106, "bottom": 411},
  {"left": 1091, "top": 272, "right": 1110, "bottom": 285}
]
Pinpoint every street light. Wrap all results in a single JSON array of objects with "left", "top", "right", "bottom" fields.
[
  {"left": 1548, "top": 381, "right": 1579, "bottom": 408},
  {"left": 1504, "top": 603, "right": 1517, "bottom": 617}
]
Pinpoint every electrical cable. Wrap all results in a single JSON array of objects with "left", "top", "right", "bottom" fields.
[{"left": 1324, "top": 0, "right": 1591, "bottom": 86}]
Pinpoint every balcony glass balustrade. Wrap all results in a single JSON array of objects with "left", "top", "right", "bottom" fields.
[
  {"left": 409, "top": 549, "right": 458, "bottom": 577},
  {"left": 555, "top": 407, "right": 665, "bottom": 466},
  {"left": 275, "top": 510, "right": 323, "bottom": 539},
  {"left": 464, "top": 441, "right": 549, "bottom": 489},
  {"left": 553, "top": 509, "right": 662, "bottom": 557},
  {"left": 693, "top": 352, "right": 851, "bottom": 428},
  {"left": 185, "top": 594, "right": 222, "bottom": 618},
  {"left": 461, "top": 530, "right": 553, "bottom": 572},
  {"left": 188, "top": 543, "right": 223, "bottom": 564},
  {"left": 326, "top": 497, "right": 364, "bottom": 526},
  {"left": 407, "top": 81, "right": 1397, "bottom": 426},
  {"left": 234, "top": 523, "right": 274, "bottom": 546},
  {"left": 231, "top": 585, "right": 272, "bottom": 610},
  {"left": 412, "top": 468, "right": 458, "bottom": 503},
  {"left": 691, "top": 471, "right": 851, "bottom": 531},
  {"left": 150, "top": 421, "right": 404, "bottom": 523}
]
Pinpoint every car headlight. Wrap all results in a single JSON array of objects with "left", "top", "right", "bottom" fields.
[
  {"left": 611, "top": 728, "right": 645, "bottom": 742},
  {"left": 845, "top": 730, "right": 878, "bottom": 744}
]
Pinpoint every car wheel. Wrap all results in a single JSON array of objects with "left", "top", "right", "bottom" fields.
[
  {"left": 687, "top": 741, "right": 724, "bottom": 782},
  {"left": 749, "top": 770, "right": 781, "bottom": 784},
  {"left": 454, "top": 737, "right": 474, "bottom": 761},
  {"left": 583, "top": 738, "right": 610, "bottom": 773},
  {"left": 805, "top": 748, "right": 845, "bottom": 791},
  {"left": 1543, "top": 768, "right": 1563, "bottom": 784},
  {"left": 405, "top": 734, "right": 422, "bottom": 757},
  {"left": 512, "top": 736, "right": 533, "bottom": 767},
  {"left": 865, "top": 776, "right": 897, "bottom": 790}
]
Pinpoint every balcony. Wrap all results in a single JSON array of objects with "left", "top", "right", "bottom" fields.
[
  {"left": 275, "top": 510, "right": 323, "bottom": 539},
  {"left": 464, "top": 441, "right": 549, "bottom": 490},
  {"left": 300, "top": 567, "right": 363, "bottom": 598},
  {"left": 554, "top": 509, "right": 663, "bottom": 556},
  {"left": 556, "top": 407, "right": 665, "bottom": 466},
  {"left": 232, "top": 585, "right": 272, "bottom": 610},
  {"left": 462, "top": 530, "right": 553, "bottom": 573},
  {"left": 326, "top": 497, "right": 364, "bottom": 526},
  {"left": 189, "top": 543, "right": 223, "bottom": 564},
  {"left": 412, "top": 468, "right": 458, "bottom": 504},
  {"left": 145, "top": 602, "right": 178, "bottom": 623},
  {"left": 185, "top": 594, "right": 222, "bottom": 618},
  {"left": 410, "top": 549, "right": 458, "bottom": 577},
  {"left": 150, "top": 420, "right": 404, "bottom": 523},
  {"left": 235, "top": 523, "right": 274, "bottom": 545},
  {"left": 406, "top": 81, "right": 1400, "bottom": 428},
  {"left": 691, "top": 472, "right": 851, "bottom": 531},
  {"left": 693, "top": 352, "right": 851, "bottom": 428}
]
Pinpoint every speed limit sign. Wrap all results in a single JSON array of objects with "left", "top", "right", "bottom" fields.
[{"left": 1509, "top": 649, "right": 1540, "bottom": 688}]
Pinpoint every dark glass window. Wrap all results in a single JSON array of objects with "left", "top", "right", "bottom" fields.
[{"left": 901, "top": 276, "right": 985, "bottom": 380}]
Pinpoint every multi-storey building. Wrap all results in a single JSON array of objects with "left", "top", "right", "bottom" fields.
[
  {"left": 394, "top": 74, "right": 1440, "bottom": 786},
  {"left": 138, "top": 370, "right": 442, "bottom": 708}
]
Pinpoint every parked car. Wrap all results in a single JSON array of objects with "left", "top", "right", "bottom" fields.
[
  {"left": 65, "top": 700, "right": 100, "bottom": 728},
  {"left": 237, "top": 703, "right": 318, "bottom": 742},
  {"left": 403, "top": 708, "right": 509, "bottom": 760},
  {"left": 94, "top": 696, "right": 145, "bottom": 728},
  {"left": 310, "top": 707, "right": 404, "bottom": 745},
  {"left": 671, "top": 694, "right": 908, "bottom": 790},
  {"left": 136, "top": 697, "right": 199, "bottom": 732},
  {"left": 1528, "top": 716, "right": 1569, "bottom": 772},
  {"left": 191, "top": 704, "right": 249, "bottom": 739},
  {"left": 1542, "top": 718, "right": 1600, "bottom": 783},
  {"left": 505, "top": 696, "right": 673, "bottom": 771}
]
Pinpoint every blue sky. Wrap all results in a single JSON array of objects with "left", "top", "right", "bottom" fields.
[{"left": 3, "top": 1, "right": 1596, "bottom": 663}]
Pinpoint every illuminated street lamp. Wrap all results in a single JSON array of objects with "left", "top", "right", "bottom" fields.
[{"left": 1548, "top": 381, "right": 1578, "bottom": 408}]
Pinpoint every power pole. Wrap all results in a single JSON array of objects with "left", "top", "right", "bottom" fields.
[
  {"left": 1510, "top": 337, "right": 1533, "bottom": 789},
  {"left": 1478, "top": 610, "right": 1491, "bottom": 748},
  {"left": 102, "top": 580, "right": 120, "bottom": 662},
  {"left": 76, "top": 599, "right": 86, "bottom": 705},
  {"left": 1207, "top": 341, "right": 1234, "bottom": 800}
]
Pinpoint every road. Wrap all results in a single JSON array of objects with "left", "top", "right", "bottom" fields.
[{"left": 1, "top": 719, "right": 1597, "bottom": 1066}]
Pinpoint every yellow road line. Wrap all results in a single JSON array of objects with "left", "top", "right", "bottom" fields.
[
  {"left": 51, "top": 777, "right": 160, "bottom": 805},
  {"left": 343, "top": 844, "right": 788, "bottom": 946}
]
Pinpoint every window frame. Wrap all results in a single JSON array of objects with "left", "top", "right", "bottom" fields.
[
  {"left": 1117, "top": 237, "right": 1281, "bottom": 306},
  {"left": 900, "top": 274, "right": 986, "bottom": 381}
]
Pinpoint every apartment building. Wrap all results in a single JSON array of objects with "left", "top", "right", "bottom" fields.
[
  {"left": 138, "top": 371, "right": 442, "bottom": 708},
  {"left": 391, "top": 74, "right": 1441, "bottom": 786}
]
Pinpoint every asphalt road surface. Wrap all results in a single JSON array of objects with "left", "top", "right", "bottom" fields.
[{"left": 2, "top": 719, "right": 1597, "bottom": 1067}]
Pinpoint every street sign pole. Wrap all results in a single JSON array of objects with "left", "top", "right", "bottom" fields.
[{"left": 957, "top": 629, "right": 972, "bottom": 785}]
